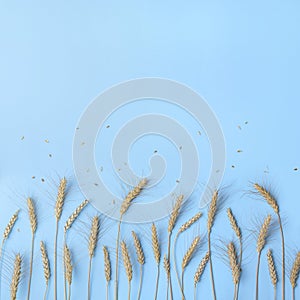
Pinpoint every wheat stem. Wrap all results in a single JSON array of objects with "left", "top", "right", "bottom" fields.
[
  {"left": 54, "top": 220, "right": 59, "bottom": 300},
  {"left": 88, "top": 257, "right": 92, "bottom": 300},
  {"left": 173, "top": 233, "right": 185, "bottom": 299},
  {"left": 278, "top": 214, "right": 285, "bottom": 300},
  {"left": 208, "top": 233, "right": 216, "bottom": 300},
  {"left": 255, "top": 252, "right": 261, "bottom": 300},
  {"left": 154, "top": 264, "right": 160, "bottom": 300},
  {"left": 43, "top": 284, "right": 49, "bottom": 300},
  {"left": 27, "top": 234, "right": 35, "bottom": 300},
  {"left": 115, "top": 219, "right": 122, "bottom": 300}
]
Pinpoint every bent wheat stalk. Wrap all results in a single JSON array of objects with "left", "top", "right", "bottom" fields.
[
  {"left": 254, "top": 183, "right": 285, "bottom": 300},
  {"left": 27, "top": 198, "right": 37, "bottom": 300},
  {"left": 54, "top": 177, "right": 67, "bottom": 300},
  {"left": 255, "top": 215, "right": 272, "bottom": 300},
  {"left": 173, "top": 212, "right": 202, "bottom": 300},
  {"left": 115, "top": 178, "right": 147, "bottom": 300}
]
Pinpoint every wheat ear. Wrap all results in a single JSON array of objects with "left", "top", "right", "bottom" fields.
[
  {"left": 194, "top": 251, "right": 210, "bottom": 300},
  {"left": 132, "top": 231, "right": 145, "bottom": 300},
  {"left": 227, "top": 242, "right": 240, "bottom": 300},
  {"left": 121, "top": 241, "right": 132, "bottom": 300},
  {"left": 64, "top": 244, "right": 72, "bottom": 300},
  {"left": 254, "top": 183, "right": 285, "bottom": 300},
  {"left": 115, "top": 178, "right": 147, "bottom": 300},
  {"left": 64, "top": 199, "right": 89, "bottom": 233},
  {"left": 54, "top": 177, "right": 67, "bottom": 300},
  {"left": 151, "top": 223, "right": 160, "bottom": 300},
  {"left": 267, "top": 249, "right": 278, "bottom": 300},
  {"left": 290, "top": 252, "right": 300, "bottom": 300},
  {"left": 207, "top": 190, "right": 218, "bottom": 300},
  {"left": 167, "top": 194, "right": 184, "bottom": 300},
  {"left": 10, "top": 253, "right": 22, "bottom": 300},
  {"left": 88, "top": 216, "right": 100, "bottom": 300},
  {"left": 40, "top": 241, "right": 50, "bottom": 300},
  {"left": 103, "top": 246, "right": 111, "bottom": 300},
  {"left": 256, "top": 215, "right": 272, "bottom": 300},
  {"left": 27, "top": 197, "right": 37, "bottom": 300},
  {"left": 163, "top": 255, "right": 171, "bottom": 300}
]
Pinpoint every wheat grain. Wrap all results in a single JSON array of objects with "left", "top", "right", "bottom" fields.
[
  {"left": 64, "top": 200, "right": 89, "bottom": 233},
  {"left": 194, "top": 252, "right": 210, "bottom": 286},
  {"left": 257, "top": 215, "right": 272, "bottom": 253},
  {"left": 267, "top": 249, "right": 277, "bottom": 287},
  {"left": 182, "top": 236, "right": 200, "bottom": 270},
  {"left": 227, "top": 242, "right": 240, "bottom": 285},
  {"left": 88, "top": 216, "right": 100, "bottom": 258},
  {"left": 178, "top": 212, "right": 202, "bottom": 234},
  {"left": 121, "top": 241, "right": 132, "bottom": 282},
  {"left": 10, "top": 253, "right": 22, "bottom": 300}
]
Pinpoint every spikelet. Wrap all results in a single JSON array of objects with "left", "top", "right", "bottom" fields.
[
  {"left": 103, "top": 246, "right": 111, "bottom": 282},
  {"left": 227, "top": 242, "right": 240, "bottom": 285},
  {"left": 121, "top": 241, "right": 132, "bottom": 282},
  {"left": 55, "top": 177, "right": 67, "bottom": 220},
  {"left": 151, "top": 223, "right": 160, "bottom": 264},
  {"left": 27, "top": 198, "right": 37, "bottom": 234},
  {"left": 254, "top": 184, "right": 279, "bottom": 214},
  {"left": 88, "top": 216, "right": 100, "bottom": 258},
  {"left": 64, "top": 244, "right": 73, "bottom": 285},
  {"left": 164, "top": 255, "right": 170, "bottom": 279},
  {"left": 207, "top": 190, "right": 218, "bottom": 233},
  {"left": 182, "top": 236, "right": 200, "bottom": 270},
  {"left": 132, "top": 231, "right": 145, "bottom": 265},
  {"left": 168, "top": 195, "right": 184, "bottom": 233},
  {"left": 40, "top": 241, "right": 50, "bottom": 284},
  {"left": 267, "top": 249, "right": 277, "bottom": 287},
  {"left": 257, "top": 215, "right": 272, "bottom": 253},
  {"left": 3, "top": 210, "right": 19, "bottom": 240},
  {"left": 227, "top": 208, "right": 241, "bottom": 239},
  {"left": 194, "top": 252, "right": 210, "bottom": 286},
  {"left": 178, "top": 212, "right": 202, "bottom": 234},
  {"left": 10, "top": 253, "right": 22, "bottom": 300},
  {"left": 120, "top": 178, "right": 147, "bottom": 216},
  {"left": 290, "top": 252, "right": 300, "bottom": 288},
  {"left": 64, "top": 200, "right": 89, "bottom": 233}
]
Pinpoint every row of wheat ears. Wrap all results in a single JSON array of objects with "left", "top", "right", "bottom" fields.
[{"left": 0, "top": 178, "right": 300, "bottom": 300}]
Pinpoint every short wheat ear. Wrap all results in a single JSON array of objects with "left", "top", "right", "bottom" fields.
[
  {"left": 290, "top": 251, "right": 300, "bottom": 300},
  {"left": 194, "top": 252, "right": 210, "bottom": 299},
  {"left": 267, "top": 249, "right": 278, "bottom": 300},
  {"left": 227, "top": 242, "right": 240, "bottom": 300},
  {"left": 121, "top": 241, "right": 133, "bottom": 300},
  {"left": 253, "top": 183, "right": 285, "bottom": 300},
  {"left": 40, "top": 241, "right": 50, "bottom": 300},
  {"left": 64, "top": 244, "right": 73, "bottom": 300},
  {"left": 103, "top": 246, "right": 111, "bottom": 300},
  {"left": 151, "top": 223, "right": 160, "bottom": 300}
]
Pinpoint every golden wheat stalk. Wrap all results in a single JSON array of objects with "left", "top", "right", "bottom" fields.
[
  {"left": 64, "top": 244, "right": 72, "bottom": 300},
  {"left": 132, "top": 231, "right": 145, "bottom": 300},
  {"left": 115, "top": 178, "right": 147, "bottom": 300},
  {"left": 227, "top": 242, "right": 240, "bottom": 300},
  {"left": 167, "top": 195, "right": 184, "bottom": 300},
  {"left": 10, "top": 253, "right": 22, "bottom": 300},
  {"left": 87, "top": 216, "right": 100, "bottom": 300},
  {"left": 254, "top": 183, "right": 285, "bottom": 300},
  {"left": 256, "top": 215, "right": 272, "bottom": 300},
  {"left": 290, "top": 252, "right": 300, "bottom": 300},
  {"left": 64, "top": 199, "right": 89, "bottom": 233},
  {"left": 27, "top": 197, "right": 37, "bottom": 300},
  {"left": 40, "top": 241, "right": 50, "bottom": 300},
  {"left": 194, "top": 251, "right": 210, "bottom": 299},
  {"left": 121, "top": 241, "right": 132, "bottom": 300},
  {"left": 103, "top": 246, "right": 111, "bottom": 300},
  {"left": 54, "top": 177, "right": 67, "bottom": 300},
  {"left": 207, "top": 190, "right": 218, "bottom": 300},
  {"left": 151, "top": 223, "right": 160, "bottom": 300},
  {"left": 267, "top": 249, "right": 278, "bottom": 300},
  {"left": 174, "top": 212, "right": 202, "bottom": 299}
]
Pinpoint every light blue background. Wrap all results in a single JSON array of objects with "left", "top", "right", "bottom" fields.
[{"left": 0, "top": 1, "right": 300, "bottom": 299}]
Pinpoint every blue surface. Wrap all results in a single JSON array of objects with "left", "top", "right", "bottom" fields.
[{"left": 0, "top": 1, "right": 300, "bottom": 299}]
